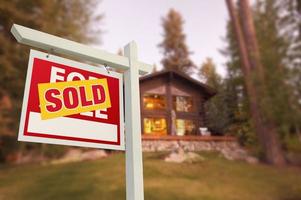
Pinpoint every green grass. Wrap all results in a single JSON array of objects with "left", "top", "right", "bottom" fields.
[
  {"left": 285, "top": 135, "right": 301, "bottom": 154},
  {"left": 0, "top": 152, "right": 301, "bottom": 200}
]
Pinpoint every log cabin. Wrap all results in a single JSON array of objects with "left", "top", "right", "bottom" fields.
[{"left": 139, "top": 69, "right": 216, "bottom": 137}]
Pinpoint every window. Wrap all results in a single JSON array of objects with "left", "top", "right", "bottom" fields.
[
  {"left": 143, "top": 94, "right": 166, "bottom": 110},
  {"left": 173, "top": 96, "right": 193, "bottom": 112},
  {"left": 176, "top": 119, "right": 195, "bottom": 136},
  {"left": 143, "top": 118, "right": 167, "bottom": 135}
]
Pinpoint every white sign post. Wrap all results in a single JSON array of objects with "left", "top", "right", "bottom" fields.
[
  {"left": 124, "top": 42, "right": 144, "bottom": 200},
  {"left": 11, "top": 24, "right": 152, "bottom": 200}
]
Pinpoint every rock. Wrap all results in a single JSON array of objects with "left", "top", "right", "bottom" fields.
[
  {"left": 185, "top": 152, "right": 205, "bottom": 163},
  {"left": 164, "top": 148, "right": 205, "bottom": 163},
  {"left": 245, "top": 156, "right": 259, "bottom": 164},
  {"left": 221, "top": 149, "right": 234, "bottom": 161},
  {"left": 142, "top": 140, "right": 241, "bottom": 153},
  {"left": 164, "top": 152, "right": 185, "bottom": 163},
  {"left": 220, "top": 148, "right": 248, "bottom": 161},
  {"left": 286, "top": 152, "right": 301, "bottom": 166},
  {"left": 142, "top": 139, "right": 256, "bottom": 164},
  {"left": 81, "top": 150, "right": 108, "bottom": 161},
  {"left": 51, "top": 149, "right": 107, "bottom": 165},
  {"left": 14, "top": 152, "right": 45, "bottom": 164}
]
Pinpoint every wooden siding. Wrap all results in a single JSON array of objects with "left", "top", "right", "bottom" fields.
[{"left": 140, "top": 70, "right": 214, "bottom": 136}]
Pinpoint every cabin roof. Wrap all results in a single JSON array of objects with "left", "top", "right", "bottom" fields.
[{"left": 139, "top": 69, "right": 217, "bottom": 99}]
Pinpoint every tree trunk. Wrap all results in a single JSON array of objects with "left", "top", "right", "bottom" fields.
[
  {"left": 298, "top": 0, "right": 301, "bottom": 35},
  {"left": 225, "top": 0, "right": 286, "bottom": 166},
  {"left": 296, "top": 125, "right": 301, "bottom": 142}
]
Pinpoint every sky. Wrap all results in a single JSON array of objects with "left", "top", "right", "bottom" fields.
[{"left": 97, "top": 0, "right": 229, "bottom": 77}]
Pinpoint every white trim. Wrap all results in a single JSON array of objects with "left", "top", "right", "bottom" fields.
[{"left": 11, "top": 24, "right": 152, "bottom": 75}]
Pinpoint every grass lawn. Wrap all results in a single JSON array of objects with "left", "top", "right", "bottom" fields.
[{"left": 0, "top": 152, "right": 301, "bottom": 200}]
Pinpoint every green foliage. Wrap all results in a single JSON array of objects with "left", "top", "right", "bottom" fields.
[
  {"left": 284, "top": 134, "right": 301, "bottom": 154},
  {"left": 222, "top": 0, "right": 301, "bottom": 146},
  {"left": 0, "top": 135, "right": 18, "bottom": 162},
  {"left": 221, "top": 18, "right": 253, "bottom": 144},
  {"left": 277, "top": 0, "right": 301, "bottom": 133},
  {"left": 41, "top": 145, "right": 67, "bottom": 159},
  {"left": 199, "top": 58, "right": 230, "bottom": 134},
  {"left": 159, "top": 9, "right": 195, "bottom": 74},
  {"left": 219, "top": 5, "right": 255, "bottom": 143},
  {"left": 227, "top": 119, "right": 257, "bottom": 146},
  {"left": 253, "top": 0, "right": 298, "bottom": 138},
  {"left": 0, "top": 0, "right": 102, "bottom": 161}
]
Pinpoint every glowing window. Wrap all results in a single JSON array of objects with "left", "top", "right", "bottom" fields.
[
  {"left": 143, "top": 118, "right": 167, "bottom": 135},
  {"left": 173, "top": 96, "right": 193, "bottom": 112},
  {"left": 143, "top": 94, "right": 166, "bottom": 110},
  {"left": 176, "top": 119, "right": 196, "bottom": 136}
]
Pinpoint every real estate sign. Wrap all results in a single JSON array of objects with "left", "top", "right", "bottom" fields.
[
  {"left": 12, "top": 23, "right": 152, "bottom": 200},
  {"left": 18, "top": 49, "right": 125, "bottom": 150}
]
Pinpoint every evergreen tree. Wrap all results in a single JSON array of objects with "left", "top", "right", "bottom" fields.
[
  {"left": 0, "top": 0, "right": 102, "bottom": 133},
  {"left": 277, "top": 0, "right": 301, "bottom": 136},
  {"left": 199, "top": 58, "right": 230, "bottom": 134},
  {"left": 252, "top": 0, "right": 295, "bottom": 137},
  {"left": 199, "top": 58, "right": 221, "bottom": 87},
  {"left": 226, "top": 0, "right": 290, "bottom": 165},
  {"left": 0, "top": 0, "right": 102, "bottom": 160},
  {"left": 225, "top": 0, "right": 301, "bottom": 163},
  {"left": 224, "top": 0, "right": 298, "bottom": 137},
  {"left": 159, "top": 9, "right": 195, "bottom": 74},
  {"left": 221, "top": 15, "right": 253, "bottom": 146}
]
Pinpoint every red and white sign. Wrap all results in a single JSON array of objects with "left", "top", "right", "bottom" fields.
[{"left": 18, "top": 50, "right": 124, "bottom": 150}]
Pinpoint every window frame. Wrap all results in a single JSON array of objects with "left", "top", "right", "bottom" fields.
[
  {"left": 172, "top": 95, "right": 194, "bottom": 112},
  {"left": 142, "top": 93, "right": 167, "bottom": 111},
  {"left": 143, "top": 117, "right": 168, "bottom": 136}
]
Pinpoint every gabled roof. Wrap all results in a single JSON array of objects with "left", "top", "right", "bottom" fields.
[{"left": 140, "top": 69, "right": 217, "bottom": 99}]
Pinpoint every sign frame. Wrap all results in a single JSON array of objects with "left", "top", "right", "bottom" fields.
[{"left": 18, "top": 49, "right": 125, "bottom": 150}]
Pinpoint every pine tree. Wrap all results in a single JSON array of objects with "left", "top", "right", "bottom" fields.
[
  {"left": 221, "top": 13, "right": 254, "bottom": 146},
  {"left": 0, "top": 0, "right": 102, "bottom": 133},
  {"left": 226, "top": 0, "right": 287, "bottom": 165},
  {"left": 159, "top": 9, "right": 195, "bottom": 74},
  {"left": 0, "top": 0, "right": 103, "bottom": 160},
  {"left": 223, "top": 0, "right": 299, "bottom": 139},
  {"left": 199, "top": 58, "right": 221, "bottom": 87},
  {"left": 199, "top": 58, "right": 230, "bottom": 134},
  {"left": 277, "top": 0, "right": 301, "bottom": 136},
  {"left": 251, "top": 0, "right": 296, "bottom": 137}
]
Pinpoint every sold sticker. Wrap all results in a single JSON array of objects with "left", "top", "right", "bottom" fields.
[{"left": 38, "top": 78, "right": 111, "bottom": 120}]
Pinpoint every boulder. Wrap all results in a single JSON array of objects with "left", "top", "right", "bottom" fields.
[
  {"left": 245, "top": 156, "right": 259, "bottom": 165},
  {"left": 164, "top": 148, "right": 205, "bottom": 163},
  {"left": 51, "top": 149, "right": 107, "bottom": 164}
]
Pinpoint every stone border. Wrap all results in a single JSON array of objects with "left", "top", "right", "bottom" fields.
[
  {"left": 142, "top": 136, "right": 258, "bottom": 164},
  {"left": 142, "top": 139, "right": 240, "bottom": 152}
]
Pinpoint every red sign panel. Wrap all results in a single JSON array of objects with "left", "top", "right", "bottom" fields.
[{"left": 18, "top": 50, "right": 125, "bottom": 150}]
